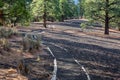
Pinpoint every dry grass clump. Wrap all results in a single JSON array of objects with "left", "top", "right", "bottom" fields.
[
  {"left": 0, "top": 38, "right": 10, "bottom": 51},
  {"left": 22, "top": 33, "right": 42, "bottom": 52},
  {"left": 0, "top": 27, "right": 17, "bottom": 38}
]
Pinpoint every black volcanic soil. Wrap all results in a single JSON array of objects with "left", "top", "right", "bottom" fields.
[
  {"left": 30, "top": 22, "right": 120, "bottom": 80},
  {"left": 0, "top": 20, "right": 120, "bottom": 80},
  {"left": 0, "top": 34, "right": 54, "bottom": 80}
]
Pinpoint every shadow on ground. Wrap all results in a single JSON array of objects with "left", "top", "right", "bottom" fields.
[{"left": 42, "top": 35, "right": 120, "bottom": 80}]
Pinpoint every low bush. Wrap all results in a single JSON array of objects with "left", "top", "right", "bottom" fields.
[
  {"left": 0, "top": 27, "right": 17, "bottom": 38},
  {"left": 22, "top": 33, "right": 42, "bottom": 52},
  {"left": 0, "top": 38, "right": 10, "bottom": 51}
]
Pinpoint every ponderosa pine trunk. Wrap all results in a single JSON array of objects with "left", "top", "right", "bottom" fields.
[
  {"left": 104, "top": 12, "right": 109, "bottom": 35},
  {"left": 61, "top": 15, "right": 64, "bottom": 22},
  {"left": 104, "top": 0, "right": 109, "bottom": 35},
  {"left": 43, "top": 0, "right": 47, "bottom": 28}
]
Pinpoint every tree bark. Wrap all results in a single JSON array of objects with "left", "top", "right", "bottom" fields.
[
  {"left": 61, "top": 15, "right": 64, "bottom": 22},
  {"left": 13, "top": 19, "right": 17, "bottom": 26},
  {"left": 104, "top": 13, "right": 109, "bottom": 34},
  {"left": 61, "top": 2, "right": 64, "bottom": 22},
  {"left": 0, "top": 10, "right": 5, "bottom": 26},
  {"left": 104, "top": 0, "right": 109, "bottom": 35},
  {"left": 43, "top": 0, "right": 47, "bottom": 28}
]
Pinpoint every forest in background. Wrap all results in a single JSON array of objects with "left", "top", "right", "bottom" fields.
[
  {"left": 0, "top": 0, "right": 120, "bottom": 34},
  {"left": 0, "top": 0, "right": 120, "bottom": 80}
]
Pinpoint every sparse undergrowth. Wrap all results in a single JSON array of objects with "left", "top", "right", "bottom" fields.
[
  {"left": 0, "top": 28, "right": 52, "bottom": 80},
  {"left": 0, "top": 27, "right": 18, "bottom": 38},
  {"left": 0, "top": 27, "right": 18, "bottom": 53},
  {"left": 22, "top": 33, "right": 42, "bottom": 53},
  {"left": 0, "top": 38, "right": 10, "bottom": 51}
]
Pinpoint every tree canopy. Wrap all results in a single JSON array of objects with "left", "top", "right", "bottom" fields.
[
  {"left": 83, "top": 0, "right": 120, "bottom": 34},
  {"left": 0, "top": 0, "right": 32, "bottom": 26}
]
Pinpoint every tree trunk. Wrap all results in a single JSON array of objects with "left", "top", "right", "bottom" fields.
[
  {"left": 61, "top": 2, "right": 64, "bottom": 22},
  {"left": 104, "top": 14, "right": 109, "bottom": 34},
  {"left": 0, "top": 10, "right": 5, "bottom": 26},
  {"left": 13, "top": 17, "right": 19, "bottom": 26},
  {"left": 43, "top": 0, "right": 47, "bottom": 28},
  {"left": 43, "top": 12, "right": 47, "bottom": 28},
  {"left": 118, "top": 27, "right": 120, "bottom": 31},
  {"left": 104, "top": 0, "right": 109, "bottom": 35},
  {"left": 61, "top": 15, "right": 64, "bottom": 22}
]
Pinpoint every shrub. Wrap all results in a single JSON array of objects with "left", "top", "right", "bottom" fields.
[
  {"left": 22, "top": 33, "right": 41, "bottom": 52},
  {"left": 80, "top": 23, "right": 87, "bottom": 31},
  {"left": 0, "top": 38, "right": 10, "bottom": 51},
  {"left": 0, "top": 27, "right": 17, "bottom": 38}
]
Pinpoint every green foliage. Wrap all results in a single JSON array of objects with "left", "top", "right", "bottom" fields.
[
  {"left": 77, "top": 0, "right": 85, "bottom": 18},
  {"left": 80, "top": 23, "right": 87, "bottom": 31},
  {"left": 80, "top": 0, "right": 120, "bottom": 34},
  {"left": 31, "top": 0, "right": 78, "bottom": 22},
  {"left": 0, "top": 0, "right": 4, "bottom": 8},
  {"left": 0, "top": 0, "right": 31, "bottom": 26},
  {"left": 0, "top": 27, "right": 17, "bottom": 38},
  {"left": 1, "top": 0, "right": 79, "bottom": 25},
  {"left": 84, "top": 0, "right": 120, "bottom": 30},
  {"left": 80, "top": 21, "right": 93, "bottom": 31}
]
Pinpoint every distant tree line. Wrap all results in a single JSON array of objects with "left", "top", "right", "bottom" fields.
[
  {"left": 78, "top": 0, "right": 120, "bottom": 34},
  {"left": 0, "top": 0, "right": 120, "bottom": 34},
  {"left": 0, "top": 0, "right": 78, "bottom": 27},
  {"left": 0, "top": 0, "right": 32, "bottom": 26},
  {"left": 31, "top": 0, "right": 78, "bottom": 22}
]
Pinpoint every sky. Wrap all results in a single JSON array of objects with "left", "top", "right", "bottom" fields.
[{"left": 74, "top": 0, "right": 78, "bottom": 4}]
